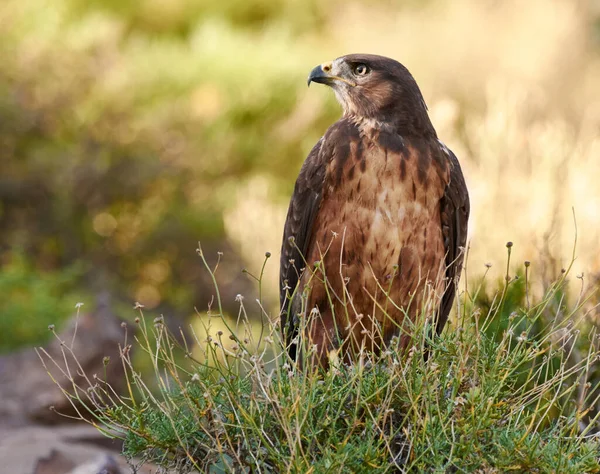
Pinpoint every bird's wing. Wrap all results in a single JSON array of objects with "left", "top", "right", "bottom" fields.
[
  {"left": 280, "top": 137, "right": 327, "bottom": 346},
  {"left": 437, "top": 145, "right": 470, "bottom": 334}
]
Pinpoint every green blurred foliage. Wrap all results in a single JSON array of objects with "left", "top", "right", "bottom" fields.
[
  {"left": 66, "top": 0, "right": 327, "bottom": 35},
  {"left": 0, "top": 253, "right": 87, "bottom": 352}
]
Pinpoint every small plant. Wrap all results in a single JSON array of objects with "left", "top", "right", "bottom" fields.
[{"left": 39, "top": 245, "right": 600, "bottom": 473}]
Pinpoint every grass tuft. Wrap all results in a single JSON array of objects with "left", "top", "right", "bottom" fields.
[{"left": 38, "top": 247, "right": 600, "bottom": 473}]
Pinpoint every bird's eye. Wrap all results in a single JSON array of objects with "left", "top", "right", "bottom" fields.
[{"left": 353, "top": 64, "right": 370, "bottom": 76}]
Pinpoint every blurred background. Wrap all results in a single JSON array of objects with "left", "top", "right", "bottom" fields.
[{"left": 1, "top": 0, "right": 600, "bottom": 352}]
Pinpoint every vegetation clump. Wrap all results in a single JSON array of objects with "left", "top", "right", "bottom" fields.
[{"left": 40, "top": 249, "right": 600, "bottom": 473}]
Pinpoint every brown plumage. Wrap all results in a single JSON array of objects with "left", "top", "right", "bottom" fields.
[{"left": 280, "top": 54, "right": 469, "bottom": 366}]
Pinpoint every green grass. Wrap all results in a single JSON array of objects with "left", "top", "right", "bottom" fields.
[{"left": 39, "top": 247, "right": 600, "bottom": 473}]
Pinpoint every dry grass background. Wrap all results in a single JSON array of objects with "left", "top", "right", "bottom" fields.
[{"left": 225, "top": 0, "right": 600, "bottom": 305}]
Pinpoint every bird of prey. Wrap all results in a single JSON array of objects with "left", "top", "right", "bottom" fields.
[{"left": 279, "top": 54, "right": 469, "bottom": 366}]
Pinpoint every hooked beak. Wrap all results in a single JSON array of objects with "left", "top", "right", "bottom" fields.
[
  {"left": 307, "top": 62, "right": 356, "bottom": 88},
  {"left": 307, "top": 64, "right": 332, "bottom": 86}
]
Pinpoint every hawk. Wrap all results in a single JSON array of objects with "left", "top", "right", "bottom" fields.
[{"left": 279, "top": 54, "right": 469, "bottom": 366}]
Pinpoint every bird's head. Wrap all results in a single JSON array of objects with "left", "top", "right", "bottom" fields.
[{"left": 308, "top": 54, "right": 435, "bottom": 136}]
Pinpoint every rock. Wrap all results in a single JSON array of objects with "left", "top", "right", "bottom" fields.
[
  {"left": 0, "top": 424, "right": 156, "bottom": 474},
  {"left": 0, "top": 294, "right": 160, "bottom": 473},
  {"left": 33, "top": 449, "right": 77, "bottom": 474},
  {"left": 67, "top": 453, "right": 122, "bottom": 474},
  {"left": 0, "top": 293, "right": 126, "bottom": 427}
]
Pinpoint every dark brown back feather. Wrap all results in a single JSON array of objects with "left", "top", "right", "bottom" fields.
[
  {"left": 279, "top": 138, "right": 326, "bottom": 353},
  {"left": 280, "top": 120, "right": 361, "bottom": 356},
  {"left": 437, "top": 146, "right": 470, "bottom": 334}
]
